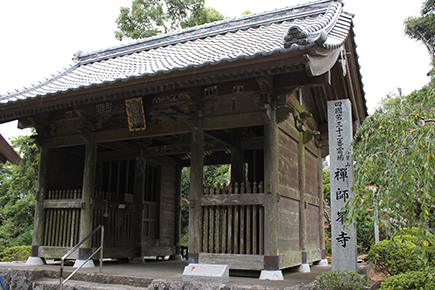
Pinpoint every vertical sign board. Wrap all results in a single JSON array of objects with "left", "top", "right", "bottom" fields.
[{"left": 327, "top": 99, "right": 357, "bottom": 272}]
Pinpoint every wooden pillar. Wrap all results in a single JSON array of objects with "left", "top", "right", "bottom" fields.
[
  {"left": 31, "top": 141, "right": 49, "bottom": 258},
  {"left": 76, "top": 134, "right": 97, "bottom": 265},
  {"left": 263, "top": 108, "right": 279, "bottom": 270},
  {"left": 173, "top": 166, "right": 182, "bottom": 257},
  {"left": 230, "top": 146, "right": 244, "bottom": 184},
  {"left": 133, "top": 154, "right": 146, "bottom": 262},
  {"left": 298, "top": 129, "right": 308, "bottom": 268},
  {"left": 318, "top": 147, "right": 326, "bottom": 261},
  {"left": 188, "top": 120, "right": 204, "bottom": 263}
]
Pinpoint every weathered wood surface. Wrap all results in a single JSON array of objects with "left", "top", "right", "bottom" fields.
[
  {"left": 43, "top": 208, "right": 80, "bottom": 248},
  {"left": 47, "top": 189, "right": 82, "bottom": 199},
  {"left": 305, "top": 148, "right": 319, "bottom": 198},
  {"left": 201, "top": 194, "right": 266, "bottom": 206},
  {"left": 202, "top": 182, "right": 265, "bottom": 255},
  {"left": 278, "top": 250, "right": 302, "bottom": 269},
  {"left": 43, "top": 199, "right": 82, "bottom": 209},
  {"left": 277, "top": 197, "right": 300, "bottom": 258},
  {"left": 306, "top": 203, "right": 320, "bottom": 258},
  {"left": 198, "top": 253, "right": 264, "bottom": 271},
  {"left": 80, "top": 135, "right": 97, "bottom": 250},
  {"left": 264, "top": 108, "right": 279, "bottom": 260},
  {"left": 188, "top": 120, "right": 204, "bottom": 261},
  {"left": 33, "top": 143, "right": 49, "bottom": 249}
]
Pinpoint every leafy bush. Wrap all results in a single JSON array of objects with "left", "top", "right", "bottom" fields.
[
  {"left": 0, "top": 245, "right": 31, "bottom": 262},
  {"left": 399, "top": 227, "right": 435, "bottom": 245},
  {"left": 367, "top": 237, "right": 418, "bottom": 276},
  {"left": 380, "top": 270, "right": 435, "bottom": 290},
  {"left": 316, "top": 270, "right": 369, "bottom": 290}
]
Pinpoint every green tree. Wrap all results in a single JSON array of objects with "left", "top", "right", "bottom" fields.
[
  {"left": 114, "top": 0, "right": 225, "bottom": 41},
  {"left": 0, "top": 134, "right": 39, "bottom": 252},
  {"left": 349, "top": 87, "right": 435, "bottom": 241},
  {"left": 180, "top": 165, "right": 229, "bottom": 245},
  {"left": 404, "top": 0, "right": 435, "bottom": 81}
]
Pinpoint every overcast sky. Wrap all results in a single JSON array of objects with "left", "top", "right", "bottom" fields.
[{"left": 0, "top": 0, "right": 429, "bottom": 142}]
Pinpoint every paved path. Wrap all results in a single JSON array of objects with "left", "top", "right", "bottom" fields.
[{"left": 0, "top": 259, "right": 331, "bottom": 289}]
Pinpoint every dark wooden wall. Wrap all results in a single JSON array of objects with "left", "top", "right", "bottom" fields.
[
  {"left": 277, "top": 116, "right": 301, "bottom": 268},
  {"left": 48, "top": 146, "right": 85, "bottom": 191}
]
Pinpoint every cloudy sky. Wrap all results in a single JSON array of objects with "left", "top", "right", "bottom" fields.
[{"left": 0, "top": 0, "right": 429, "bottom": 142}]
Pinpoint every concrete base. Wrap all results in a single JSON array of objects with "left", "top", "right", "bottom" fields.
[
  {"left": 73, "top": 259, "right": 95, "bottom": 268},
  {"left": 298, "top": 263, "right": 311, "bottom": 273},
  {"left": 129, "top": 257, "right": 145, "bottom": 264},
  {"left": 317, "top": 259, "right": 329, "bottom": 266},
  {"left": 183, "top": 264, "right": 229, "bottom": 283},
  {"left": 259, "top": 270, "right": 284, "bottom": 281},
  {"left": 169, "top": 254, "right": 183, "bottom": 261},
  {"left": 26, "top": 256, "right": 45, "bottom": 265}
]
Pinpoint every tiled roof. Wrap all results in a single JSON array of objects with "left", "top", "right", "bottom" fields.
[{"left": 0, "top": 0, "right": 353, "bottom": 105}]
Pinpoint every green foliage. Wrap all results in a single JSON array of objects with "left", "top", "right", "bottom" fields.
[
  {"left": 380, "top": 270, "right": 435, "bottom": 290},
  {"left": 356, "top": 214, "right": 375, "bottom": 253},
  {"left": 404, "top": 0, "right": 435, "bottom": 82},
  {"left": 316, "top": 270, "right": 369, "bottom": 290},
  {"left": 323, "top": 170, "right": 330, "bottom": 202},
  {"left": 180, "top": 165, "right": 229, "bottom": 246},
  {"left": 324, "top": 226, "right": 331, "bottom": 256},
  {"left": 349, "top": 87, "right": 435, "bottom": 239},
  {"left": 0, "top": 245, "right": 31, "bottom": 262},
  {"left": 0, "top": 134, "right": 39, "bottom": 252},
  {"left": 367, "top": 236, "right": 419, "bottom": 276},
  {"left": 180, "top": 7, "right": 225, "bottom": 29},
  {"left": 114, "top": 0, "right": 225, "bottom": 40}
]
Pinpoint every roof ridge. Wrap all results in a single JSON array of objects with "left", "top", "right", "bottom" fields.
[{"left": 76, "top": 0, "right": 338, "bottom": 65}]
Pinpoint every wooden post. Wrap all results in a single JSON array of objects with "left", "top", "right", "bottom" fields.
[
  {"left": 131, "top": 154, "right": 146, "bottom": 263},
  {"left": 298, "top": 129, "right": 309, "bottom": 272},
  {"left": 188, "top": 119, "right": 204, "bottom": 263},
  {"left": 170, "top": 165, "right": 183, "bottom": 260},
  {"left": 75, "top": 134, "right": 97, "bottom": 267},
  {"left": 262, "top": 108, "right": 279, "bottom": 270},
  {"left": 28, "top": 140, "right": 49, "bottom": 264}
]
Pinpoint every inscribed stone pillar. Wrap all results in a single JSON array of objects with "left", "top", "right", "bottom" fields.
[
  {"left": 327, "top": 99, "right": 357, "bottom": 272},
  {"left": 263, "top": 108, "right": 279, "bottom": 269},
  {"left": 188, "top": 120, "right": 204, "bottom": 263},
  {"left": 75, "top": 134, "right": 97, "bottom": 267},
  {"left": 31, "top": 141, "right": 49, "bottom": 258}
]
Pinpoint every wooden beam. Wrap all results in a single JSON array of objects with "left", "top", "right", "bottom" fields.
[
  {"left": 46, "top": 121, "right": 192, "bottom": 148},
  {"left": 203, "top": 111, "right": 266, "bottom": 131},
  {"left": 201, "top": 194, "right": 266, "bottom": 206},
  {"left": 98, "top": 140, "right": 141, "bottom": 155},
  {"left": 43, "top": 199, "right": 82, "bottom": 209},
  {"left": 204, "top": 131, "right": 236, "bottom": 147}
]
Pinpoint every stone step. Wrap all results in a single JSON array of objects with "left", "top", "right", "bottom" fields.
[
  {"left": 41, "top": 269, "right": 153, "bottom": 288},
  {"left": 33, "top": 278, "right": 149, "bottom": 290}
]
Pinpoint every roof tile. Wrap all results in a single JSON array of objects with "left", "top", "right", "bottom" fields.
[{"left": 0, "top": 0, "right": 352, "bottom": 104}]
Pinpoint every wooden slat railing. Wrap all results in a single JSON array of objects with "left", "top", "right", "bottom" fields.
[{"left": 201, "top": 182, "right": 264, "bottom": 255}]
